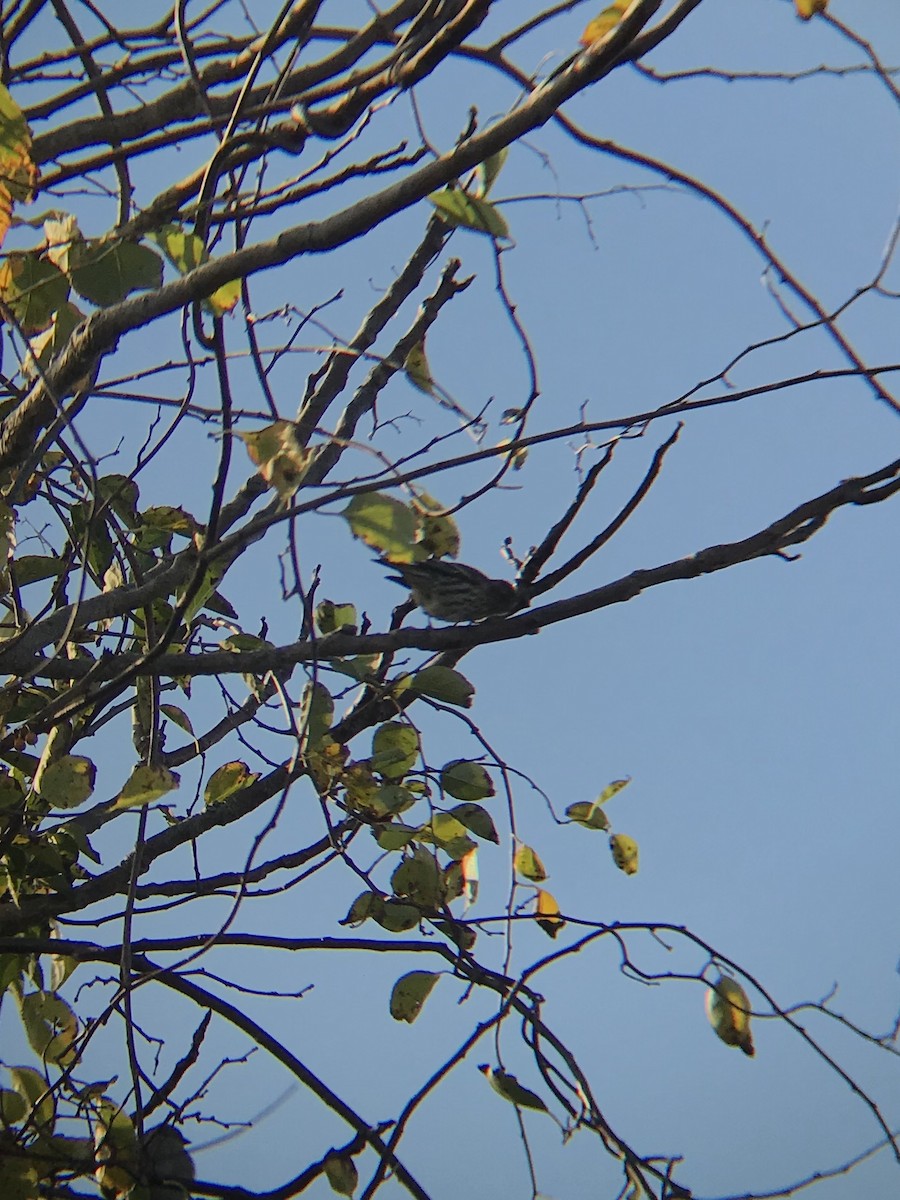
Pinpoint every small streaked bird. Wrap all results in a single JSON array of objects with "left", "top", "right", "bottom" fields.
[{"left": 382, "top": 558, "right": 520, "bottom": 623}]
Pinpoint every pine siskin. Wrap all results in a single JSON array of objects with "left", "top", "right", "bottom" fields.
[{"left": 383, "top": 558, "right": 519, "bottom": 622}]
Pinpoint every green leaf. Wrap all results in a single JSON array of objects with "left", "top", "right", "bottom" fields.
[
  {"left": 391, "top": 848, "right": 442, "bottom": 908},
  {"left": 299, "top": 681, "right": 334, "bottom": 753},
  {"left": 0, "top": 1087, "right": 28, "bottom": 1125},
  {"left": 159, "top": 704, "right": 195, "bottom": 737},
  {"left": 35, "top": 755, "right": 96, "bottom": 808},
  {"left": 374, "top": 823, "right": 419, "bottom": 851},
  {"left": 315, "top": 600, "right": 358, "bottom": 635},
  {"left": 69, "top": 238, "right": 163, "bottom": 306},
  {"left": 9, "top": 1066, "right": 55, "bottom": 1133},
  {"left": 514, "top": 843, "right": 548, "bottom": 883},
  {"left": 565, "top": 801, "right": 609, "bottom": 831},
  {"left": 449, "top": 802, "right": 499, "bottom": 843},
  {"left": 0, "top": 252, "right": 69, "bottom": 333},
  {"left": 11, "top": 554, "right": 66, "bottom": 586},
  {"left": 374, "top": 900, "right": 422, "bottom": 933},
  {"left": 428, "top": 188, "right": 510, "bottom": 239},
  {"left": 440, "top": 759, "right": 494, "bottom": 802},
  {"left": 705, "top": 975, "right": 755, "bottom": 1056},
  {"left": 422, "top": 812, "right": 476, "bottom": 860},
  {"left": 17, "top": 990, "right": 78, "bottom": 1066},
  {"left": 475, "top": 146, "right": 508, "bottom": 198},
  {"left": 325, "top": 1152, "right": 359, "bottom": 1196},
  {"left": 203, "top": 761, "right": 256, "bottom": 806},
  {"left": 409, "top": 665, "right": 474, "bottom": 708},
  {"left": 372, "top": 721, "right": 418, "bottom": 780},
  {"left": 390, "top": 970, "right": 440, "bottom": 1023},
  {"left": 112, "top": 763, "right": 180, "bottom": 810},
  {"left": 151, "top": 222, "right": 240, "bottom": 315},
  {"left": 342, "top": 492, "right": 418, "bottom": 559},
  {"left": 480, "top": 1065, "right": 549, "bottom": 1112}
]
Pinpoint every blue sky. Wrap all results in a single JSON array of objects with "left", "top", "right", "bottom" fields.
[{"left": 3, "top": 2, "right": 899, "bottom": 1197}]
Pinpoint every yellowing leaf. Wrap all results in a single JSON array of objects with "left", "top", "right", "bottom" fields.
[
  {"left": 794, "top": 0, "right": 827, "bottom": 17},
  {"left": 706, "top": 976, "right": 755, "bottom": 1056},
  {"left": 389, "top": 970, "right": 440, "bottom": 1023},
  {"left": 237, "top": 420, "right": 309, "bottom": 502},
  {"left": 536, "top": 888, "right": 566, "bottom": 939},
  {"left": 415, "top": 493, "right": 460, "bottom": 560},
  {"left": 514, "top": 843, "right": 548, "bottom": 883},
  {"left": 610, "top": 832, "right": 639, "bottom": 875},
  {"left": 113, "top": 764, "right": 179, "bottom": 809},
  {"left": 428, "top": 187, "right": 510, "bottom": 239},
  {"left": 204, "top": 760, "right": 257, "bottom": 806},
  {"left": 405, "top": 339, "right": 435, "bottom": 395},
  {"left": 151, "top": 222, "right": 239, "bottom": 315},
  {"left": 0, "top": 252, "right": 69, "bottom": 333},
  {"left": 580, "top": 1, "right": 630, "bottom": 45},
  {"left": 565, "top": 801, "right": 609, "bottom": 831},
  {"left": 0, "top": 84, "right": 37, "bottom": 248}
]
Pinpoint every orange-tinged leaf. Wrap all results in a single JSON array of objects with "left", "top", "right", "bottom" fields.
[
  {"left": 580, "top": 1, "right": 630, "bottom": 45},
  {"left": 0, "top": 84, "right": 37, "bottom": 248},
  {"left": 794, "top": 0, "right": 827, "bottom": 17},
  {"left": 0, "top": 252, "right": 69, "bottom": 334}
]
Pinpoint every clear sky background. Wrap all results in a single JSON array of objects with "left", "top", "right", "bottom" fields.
[{"left": 3, "top": 2, "right": 899, "bottom": 1197}]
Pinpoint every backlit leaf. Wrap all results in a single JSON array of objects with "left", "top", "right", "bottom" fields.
[
  {"left": 428, "top": 187, "right": 510, "bottom": 239},
  {"left": 389, "top": 970, "right": 439, "bottom": 1023},
  {"left": 610, "top": 832, "right": 639, "bottom": 875}
]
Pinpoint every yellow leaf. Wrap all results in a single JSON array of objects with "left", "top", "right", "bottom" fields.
[
  {"left": 405, "top": 340, "right": 435, "bottom": 395},
  {"left": 609, "top": 832, "right": 638, "bottom": 875},
  {"left": 536, "top": 888, "right": 566, "bottom": 938},
  {"left": 794, "top": 0, "right": 827, "bottom": 17},
  {"left": 237, "top": 420, "right": 309, "bottom": 502},
  {"left": 0, "top": 84, "right": 37, "bottom": 249},
  {"left": 705, "top": 976, "right": 755, "bottom": 1056},
  {"left": 580, "top": 1, "right": 630, "bottom": 46}
]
